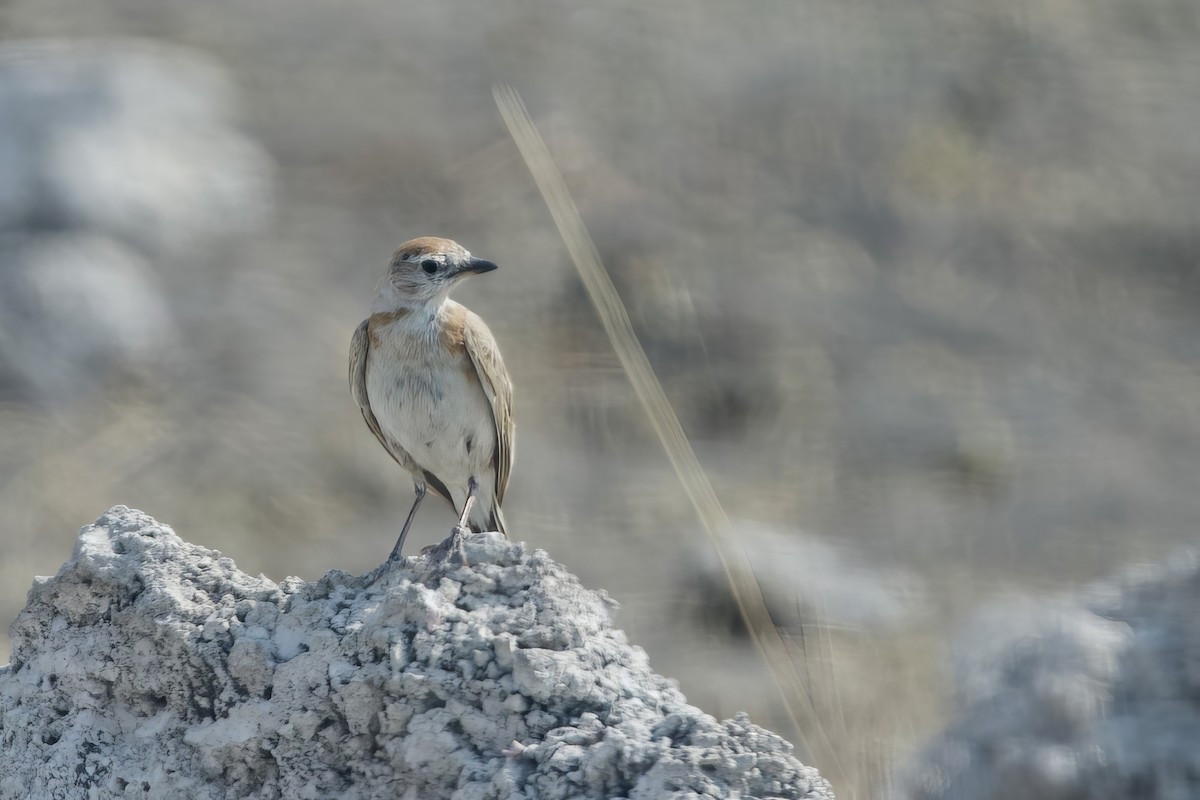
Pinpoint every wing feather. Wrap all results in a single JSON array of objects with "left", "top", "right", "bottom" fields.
[
  {"left": 350, "top": 319, "right": 438, "bottom": 493},
  {"left": 462, "top": 312, "right": 515, "bottom": 506}
]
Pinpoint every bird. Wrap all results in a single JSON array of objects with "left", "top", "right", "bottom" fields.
[{"left": 349, "top": 236, "right": 514, "bottom": 561}]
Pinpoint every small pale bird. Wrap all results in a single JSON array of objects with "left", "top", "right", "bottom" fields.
[{"left": 349, "top": 236, "right": 514, "bottom": 560}]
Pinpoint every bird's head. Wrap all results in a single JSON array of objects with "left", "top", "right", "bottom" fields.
[{"left": 382, "top": 237, "right": 498, "bottom": 305}]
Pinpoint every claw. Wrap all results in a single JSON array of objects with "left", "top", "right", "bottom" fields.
[{"left": 425, "top": 523, "right": 470, "bottom": 565}]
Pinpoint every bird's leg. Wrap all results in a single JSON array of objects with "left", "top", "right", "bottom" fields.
[
  {"left": 456, "top": 477, "right": 480, "bottom": 532},
  {"left": 429, "top": 477, "right": 480, "bottom": 566},
  {"left": 456, "top": 498, "right": 475, "bottom": 531},
  {"left": 388, "top": 482, "right": 427, "bottom": 562}
]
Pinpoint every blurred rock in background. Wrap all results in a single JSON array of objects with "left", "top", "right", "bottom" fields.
[
  {"left": 0, "top": 41, "right": 269, "bottom": 255},
  {"left": 0, "top": 3, "right": 1197, "bottom": 797},
  {"left": 0, "top": 233, "right": 174, "bottom": 402},
  {"left": 683, "top": 520, "right": 925, "bottom": 635},
  {"left": 0, "top": 40, "right": 272, "bottom": 404},
  {"left": 894, "top": 551, "right": 1200, "bottom": 800}
]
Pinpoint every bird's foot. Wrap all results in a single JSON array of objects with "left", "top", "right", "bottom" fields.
[
  {"left": 361, "top": 562, "right": 387, "bottom": 585},
  {"left": 362, "top": 551, "right": 411, "bottom": 585},
  {"left": 422, "top": 523, "right": 471, "bottom": 565}
]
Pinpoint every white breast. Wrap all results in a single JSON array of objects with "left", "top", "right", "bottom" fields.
[{"left": 365, "top": 314, "right": 497, "bottom": 510}]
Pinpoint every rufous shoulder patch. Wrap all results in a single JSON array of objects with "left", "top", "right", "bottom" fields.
[
  {"left": 367, "top": 308, "right": 409, "bottom": 345},
  {"left": 439, "top": 302, "right": 469, "bottom": 355}
]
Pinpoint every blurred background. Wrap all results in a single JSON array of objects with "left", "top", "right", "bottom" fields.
[{"left": 1, "top": 1, "right": 1198, "bottom": 797}]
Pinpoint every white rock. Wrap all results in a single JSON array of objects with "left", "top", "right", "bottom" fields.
[
  {"left": 895, "top": 551, "right": 1200, "bottom": 799},
  {"left": 0, "top": 233, "right": 175, "bottom": 402},
  {"left": 0, "top": 506, "right": 833, "bottom": 800},
  {"left": 0, "top": 39, "right": 271, "bottom": 255}
]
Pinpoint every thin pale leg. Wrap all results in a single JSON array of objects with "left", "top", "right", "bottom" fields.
[
  {"left": 388, "top": 482, "right": 427, "bottom": 561},
  {"left": 456, "top": 477, "right": 480, "bottom": 530},
  {"left": 422, "top": 478, "right": 480, "bottom": 566}
]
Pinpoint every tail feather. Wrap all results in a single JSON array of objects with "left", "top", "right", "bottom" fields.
[{"left": 488, "top": 506, "right": 507, "bottom": 538}]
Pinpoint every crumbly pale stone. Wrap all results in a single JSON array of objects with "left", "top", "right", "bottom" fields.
[{"left": 0, "top": 507, "right": 833, "bottom": 800}]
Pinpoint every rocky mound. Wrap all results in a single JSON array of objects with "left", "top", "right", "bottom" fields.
[{"left": 0, "top": 507, "right": 832, "bottom": 800}]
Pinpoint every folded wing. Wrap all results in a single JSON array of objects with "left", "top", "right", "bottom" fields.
[{"left": 461, "top": 311, "right": 515, "bottom": 506}]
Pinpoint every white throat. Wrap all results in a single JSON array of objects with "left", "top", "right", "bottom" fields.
[{"left": 372, "top": 281, "right": 445, "bottom": 317}]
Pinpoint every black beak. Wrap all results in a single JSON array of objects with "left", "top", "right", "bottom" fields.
[{"left": 462, "top": 257, "right": 498, "bottom": 275}]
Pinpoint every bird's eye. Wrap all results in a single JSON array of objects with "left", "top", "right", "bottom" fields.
[{"left": 421, "top": 259, "right": 438, "bottom": 275}]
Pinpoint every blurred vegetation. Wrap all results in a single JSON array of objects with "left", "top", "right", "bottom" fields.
[{"left": 1, "top": 1, "right": 1199, "bottom": 797}]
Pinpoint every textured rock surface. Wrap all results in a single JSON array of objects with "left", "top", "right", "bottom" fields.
[
  {"left": 895, "top": 552, "right": 1200, "bottom": 800},
  {"left": 0, "top": 507, "right": 833, "bottom": 800}
]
